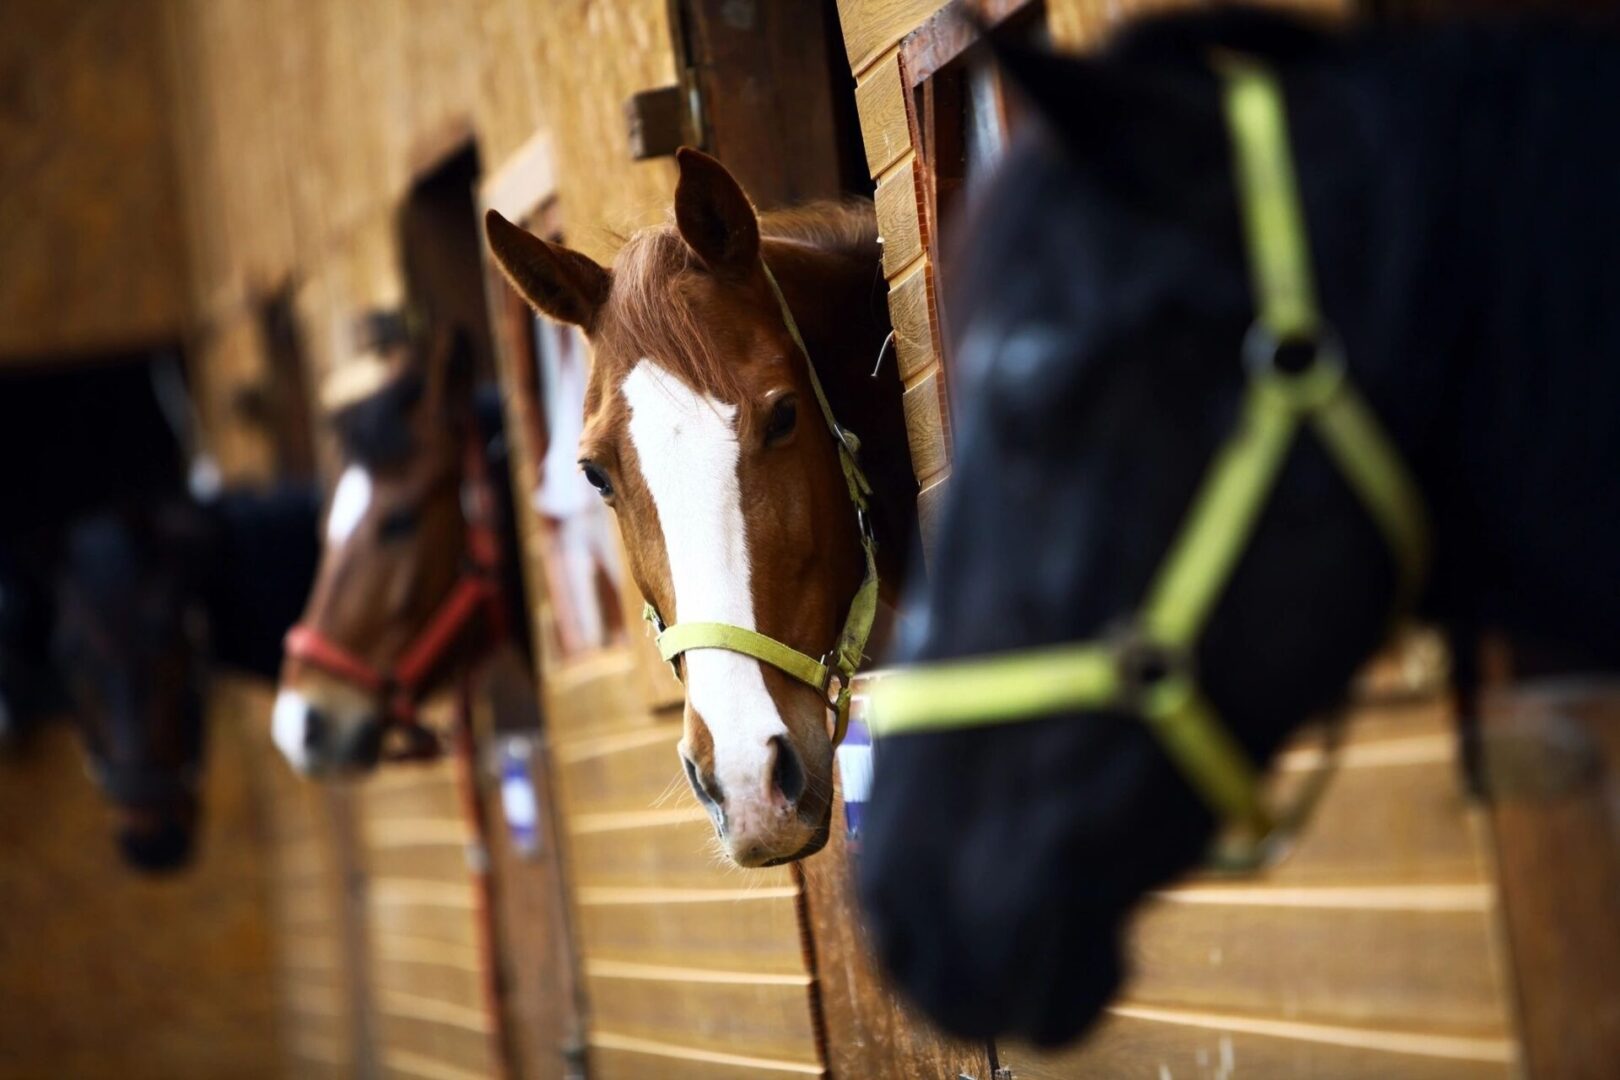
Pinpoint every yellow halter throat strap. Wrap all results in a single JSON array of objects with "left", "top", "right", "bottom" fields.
[
  {"left": 866, "top": 59, "right": 1429, "bottom": 867},
  {"left": 642, "top": 261, "right": 881, "bottom": 749}
]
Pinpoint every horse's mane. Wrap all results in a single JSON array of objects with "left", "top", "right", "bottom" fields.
[{"left": 607, "top": 199, "right": 877, "bottom": 397}]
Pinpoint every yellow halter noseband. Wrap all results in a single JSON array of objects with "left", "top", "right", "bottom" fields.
[
  {"left": 866, "top": 59, "right": 1430, "bottom": 868},
  {"left": 641, "top": 262, "right": 881, "bottom": 749}
]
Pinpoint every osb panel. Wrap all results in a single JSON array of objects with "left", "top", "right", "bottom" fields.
[
  {"left": 0, "top": 0, "right": 187, "bottom": 360},
  {"left": 0, "top": 710, "right": 277, "bottom": 1079}
]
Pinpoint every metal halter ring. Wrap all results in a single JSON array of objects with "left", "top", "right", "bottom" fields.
[
  {"left": 1242, "top": 322, "right": 1347, "bottom": 410},
  {"left": 1108, "top": 625, "right": 1196, "bottom": 712}
]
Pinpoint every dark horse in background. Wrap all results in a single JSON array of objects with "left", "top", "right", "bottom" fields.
[
  {"left": 858, "top": 10, "right": 1620, "bottom": 1047},
  {"left": 2, "top": 357, "right": 319, "bottom": 871}
]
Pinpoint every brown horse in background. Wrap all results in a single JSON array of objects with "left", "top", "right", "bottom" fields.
[
  {"left": 486, "top": 149, "right": 914, "bottom": 866},
  {"left": 272, "top": 314, "right": 518, "bottom": 774}
]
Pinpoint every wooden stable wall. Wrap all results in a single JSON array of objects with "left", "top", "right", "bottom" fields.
[
  {"left": 0, "top": 696, "right": 278, "bottom": 1080},
  {"left": 0, "top": 0, "right": 188, "bottom": 361},
  {"left": 160, "top": 5, "right": 691, "bottom": 1076},
  {"left": 162, "top": 0, "right": 683, "bottom": 482}
]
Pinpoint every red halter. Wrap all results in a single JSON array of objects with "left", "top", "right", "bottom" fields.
[{"left": 283, "top": 433, "right": 507, "bottom": 739}]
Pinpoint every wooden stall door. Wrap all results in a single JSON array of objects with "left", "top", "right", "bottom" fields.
[
  {"left": 482, "top": 136, "right": 826, "bottom": 1080},
  {"left": 672, "top": 3, "right": 999, "bottom": 1075}
]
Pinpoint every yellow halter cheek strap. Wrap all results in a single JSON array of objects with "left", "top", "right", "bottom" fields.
[
  {"left": 866, "top": 59, "right": 1429, "bottom": 867},
  {"left": 641, "top": 262, "right": 881, "bottom": 749}
]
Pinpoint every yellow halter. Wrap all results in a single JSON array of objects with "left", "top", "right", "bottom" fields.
[
  {"left": 866, "top": 59, "right": 1429, "bottom": 868},
  {"left": 642, "top": 262, "right": 880, "bottom": 749}
]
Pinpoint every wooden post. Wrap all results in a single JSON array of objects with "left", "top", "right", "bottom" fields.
[{"left": 1482, "top": 681, "right": 1620, "bottom": 1079}]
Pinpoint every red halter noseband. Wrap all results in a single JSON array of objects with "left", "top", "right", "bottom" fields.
[{"left": 283, "top": 432, "right": 506, "bottom": 742}]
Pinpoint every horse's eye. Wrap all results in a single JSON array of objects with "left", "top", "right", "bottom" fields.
[
  {"left": 379, "top": 506, "right": 418, "bottom": 540},
  {"left": 764, "top": 396, "right": 798, "bottom": 446},
  {"left": 581, "top": 462, "right": 613, "bottom": 498}
]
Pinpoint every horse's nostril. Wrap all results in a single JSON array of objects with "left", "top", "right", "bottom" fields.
[
  {"left": 770, "top": 735, "right": 805, "bottom": 806},
  {"left": 302, "top": 706, "right": 329, "bottom": 749},
  {"left": 683, "top": 754, "right": 725, "bottom": 810}
]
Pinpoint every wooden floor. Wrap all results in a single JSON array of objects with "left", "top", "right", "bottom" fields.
[{"left": 0, "top": 702, "right": 278, "bottom": 1080}]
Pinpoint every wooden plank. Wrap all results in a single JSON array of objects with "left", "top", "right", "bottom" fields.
[
  {"left": 375, "top": 1013, "right": 493, "bottom": 1075},
  {"left": 853, "top": 50, "right": 911, "bottom": 178},
  {"left": 1119, "top": 897, "right": 1513, "bottom": 1036},
  {"left": 584, "top": 975, "right": 820, "bottom": 1065},
  {"left": 543, "top": 650, "right": 660, "bottom": 748},
  {"left": 902, "top": 368, "right": 949, "bottom": 482},
  {"left": 363, "top": 843, "right": 477, "bottom": 883},
  {"left": 1007, "top": 1008, "right": 1516, "bottom": 1080},
  {"left": 1483, "top": 682, "right": 1620, "bottom": 1080},
  {"left": 887, "top": 259, "right": 935, "bottom": 382},
  {"left": 556, "top": 727, "right": 686, "bottom": 816},
  {"left": 681, "top": 0, "right": 849, "bottom": 209},
  {"left": 875, "top": 156, "right": 922, "bottom": 276},
  {"left": 800, "top": 787, "right": 994, "bottom": 1080},
  {"left": 589, "top": 1034, "right": 823, "bottom": 1079},
  {"left": 1185, "top": 760, "right": 1486, "bottom": 886},
  {"left": 370, "top": 900, "right": 481, "bottom": 951},
  {"left": 563, "top": 813, "right": 796, "bottom": 891},
  {"left": 383, "top": 1048, "right": 490, "bottom": 1080},
  {"left": 836, "top": 0, "right": 950, "bottom": 75},
  {"left": 372, "top": 959, "right": 486, "bottom": 1010},
  {"left": 574, "top": 890, "right": 810, "bottom": 975}
]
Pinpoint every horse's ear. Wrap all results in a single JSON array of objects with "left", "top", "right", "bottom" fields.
[
  {"left": 674, "top": 147, "right": 759, "bottom": 276},
  {"left": 485, "top": 210, "right": 610, "bottom": 330},
  {"left": 979, "top": 31, "right": 1214, "bottom": 170}
]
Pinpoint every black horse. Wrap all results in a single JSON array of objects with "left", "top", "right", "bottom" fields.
[
  {"left": 53, "top": 484, "right": 320, "bottom": 871},
  {"left": 857, "top": 10, "right": 1620, "bottom": 1047}
]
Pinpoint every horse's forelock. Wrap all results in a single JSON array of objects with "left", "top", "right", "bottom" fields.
[
  {"left": 602, "top": 201, "right": 879, "bottom": 400},
  {"left": 330, "top": 367, "right": 425, "bottom": 468}
]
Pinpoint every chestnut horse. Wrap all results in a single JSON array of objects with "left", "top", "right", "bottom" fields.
[
  {"left": 272, "top": 315, "right": 523, "bottom": 775},
  {"left": 486, "top": 149, "right": 913, "bottom": 866}
]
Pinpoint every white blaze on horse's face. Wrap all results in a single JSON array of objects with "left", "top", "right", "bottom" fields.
[
  {"left": 621, "top": 360, "right": 788, "bottom": 838},
  {"left": 326, "top": 465, "right": 373, "bottom": 544}
]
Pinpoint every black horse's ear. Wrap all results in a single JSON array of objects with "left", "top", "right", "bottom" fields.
[
  {"left": 485, "top": 210, "right": 611, "bottom": 331},
  {"left": 674, "top": 147, "right": 760, "bottom": 277},
  {"left": 977, "top": 29, "right": 1216, "bottom": 175}
]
